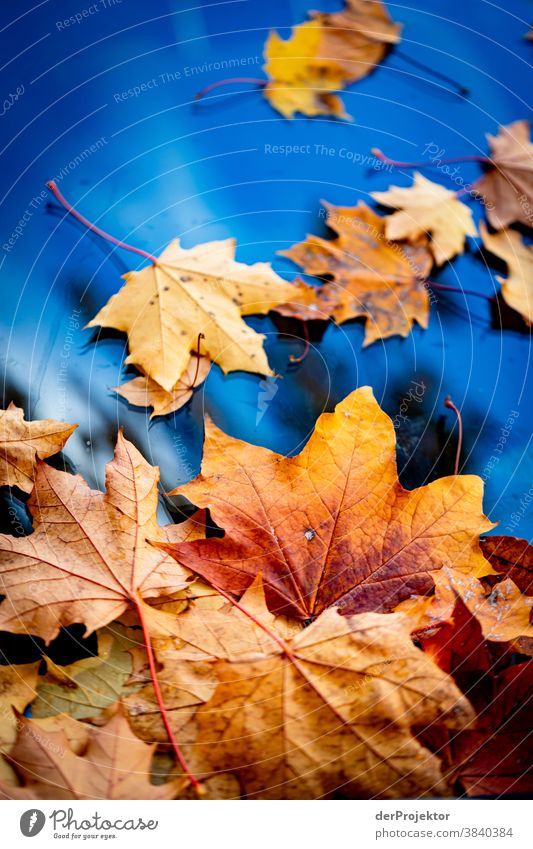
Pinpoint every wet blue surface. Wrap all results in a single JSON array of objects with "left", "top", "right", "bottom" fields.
[{"left": 0, "top": 0, "right": 532, "bottom": 537}]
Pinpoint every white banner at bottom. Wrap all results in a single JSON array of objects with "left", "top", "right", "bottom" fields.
[{"left": 2, "top": 798, "right": 530, "bottom": 849}]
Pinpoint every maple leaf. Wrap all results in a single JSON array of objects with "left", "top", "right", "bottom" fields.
[
  {"left": 122, "top": 577, "right": 301, "bottom": 743},
  {"left": 480, "top": 535, "right": 533, "bottom": 595},
  {"left": 87, "top": 238, "right": 305, "bottom": 392},
  {"left": 312, "top": 0, "right": 402, "bottom": 81},
  {"left": 0, "top": 663, "right": 39, "bottom": 784},
  {"left": 281, "top": 202, "right": 433, "bottom": 345},
  {"left": 371, "top": 173, "right": 478, "bottom": 265},
  {"left": 480, "top": 222, "right": 533, "bottom": 324},
  {"left": 451, "top": 660, "right": 533, "bottom": 796},
  {"left": 415, "top": 595, "right": 493, "bottom": 686},
  {"left": 264, "top": 21, "right": 352, "bottom": 119},
  {"left": 263, "top": 1, "right": 400, "bottom": 119},
  {"left": 476, "top": 120, "right": 533, "bottom": 229},
  {"left": 114, "top": 355, "right": 211, "bottom": 418},
  {"left": 396, "top": 566, "right": 533, "bottom": 643},
  {"left": 480, "top": 535, "right": 533, "bottom": 655},
  {"left": 187, "top": 608, "right": 473, "bottom": 799},
  {"left": 0, "top": 706, "right": 183, "bottom": 800},
  {"left": 159, "top": 386, "right": 494, "bottom": 620},
  {"left": 0, "top": 404, "right": 76, "bottom": 493},
  {"left": 28, "top": 713, "right": 92, "bottom": 753},
  {"left": 0, "top": 431, "right": 202, "bottom": 642},
  {"left": 31, "top": 624, "right": 144, "bottom": 720}
]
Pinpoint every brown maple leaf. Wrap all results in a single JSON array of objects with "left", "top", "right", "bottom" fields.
[
  {"left": 158, "top": 386, "right": 494, "bottom": 620},
  {"left": 477, "top": 120, "right": 533, "bottom": 229},
  {"left": 312, "top": 0, "right": 402, "bottom": 81},
  {"left": 481, "top": 535, "right": 533, "bottom": 595},
  {"left": 280, "top": 202, "right": 433, "bottom": 345},
  {"left": 187, "top": 608, "right": 473, "bottom": 799},
  {"left": 0, "top": 706, "right": 183, "bottom": 800},
  {"left": 0, "top": 431, "right": 202, "bottom": 642},
  {"left": 451, "top": 660, "right": 533, "bottom": 796},
  {"left": 0, "top": 403, "right": 76, "bottom": 492}
]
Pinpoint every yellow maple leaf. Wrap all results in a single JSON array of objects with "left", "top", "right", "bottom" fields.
[
  {"left": 87, "top": 238, "right": 304, "bottom": 391},
  {"left": 264, "top": 21, "right": 351, "bottom": 119},
  {"left": 372, "top": 172, "right": 478, "bottom": 264}
]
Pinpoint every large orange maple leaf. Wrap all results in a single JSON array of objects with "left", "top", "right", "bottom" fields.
[{"left": 159, "top": 387, "right": 494, "bottom": 619}]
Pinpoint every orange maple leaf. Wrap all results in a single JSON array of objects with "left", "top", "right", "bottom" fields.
[
  {"left": 159, "top": 387, "right": 494, "bottom": 620},
  {"left": 280, "top": 202, "right": 433, "bottom": 345}
]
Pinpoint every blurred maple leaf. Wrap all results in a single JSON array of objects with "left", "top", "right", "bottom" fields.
[
  {"left": 480, "top": 222, "right": 533, "bottom": 325},
  {"left": 477, "top": 120, "right": 533, "bottom": 229},
  {"left": 263, "top": 0, "right": 401, "bottom": 118}
]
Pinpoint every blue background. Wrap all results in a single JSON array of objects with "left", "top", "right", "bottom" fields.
[{"left": 1, "top": 0, "right": 532, "bottom": 539}]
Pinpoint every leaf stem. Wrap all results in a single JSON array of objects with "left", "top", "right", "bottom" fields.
[
  {"left": 46, "top": 181, "right": 159, "bottom": 265},
  {"left": 371, "top": 149, "right": 489, "bottom": 169},
  {"left": 444, "top": 396, "right": 463, "bottom": 476},
  {"left": 427, "top": 280, "right": 495, "bottom": 303},
  {"left": 134, "top": 598, "right": 202, "bottom": 793},
  {"left": 394, "top": 49, "right": 470, "bottom": 96},
  {"left": 194, "top": 77, "right": 267, "bottom": 100},
  {"left": 289, "top": 322, "right": 310, "bottom": 364},
  {"left": 187, "top": 333, "right": 206, "bottom": 390}
]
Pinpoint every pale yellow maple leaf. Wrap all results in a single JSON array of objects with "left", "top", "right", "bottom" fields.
[
  {"left": 87, "top": 238, "right": 304, "bottom": 391},
  {"left": 372, "top": 172, "right": 478, "bottom": 265}
]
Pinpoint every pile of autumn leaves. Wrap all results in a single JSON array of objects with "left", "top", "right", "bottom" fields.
[
  {"left": 1, "top": 0, "right": 532, "bottom": 802},
  {"left": 0, "top": 389, "right": 532, "bottom": 800}
]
